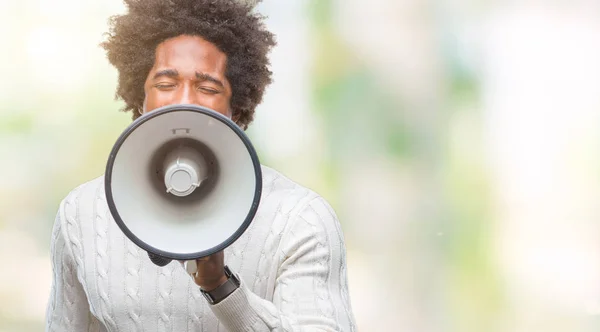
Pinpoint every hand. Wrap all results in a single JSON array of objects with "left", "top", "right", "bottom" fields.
[{"left": 190, "top": 251, "right": 227, "bottom": 291}]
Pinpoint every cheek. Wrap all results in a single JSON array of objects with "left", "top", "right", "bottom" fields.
[
  {"left": 142, "top": 90, "right": 169, "bottom": 113},
  {"left": 205, "top": 95, "right": 231, "bottom": 117},
  {"left": 213, "top": 101, "right": 232, "bottom": 118},
  {"left": 142, "top": 86, "right": 154, "bottom": 112}
]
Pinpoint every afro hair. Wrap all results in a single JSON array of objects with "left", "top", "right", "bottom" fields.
[{"left": 101, "top": 0, "right": 276, "bottom": 130}]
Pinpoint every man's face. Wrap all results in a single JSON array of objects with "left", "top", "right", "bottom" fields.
[{"left": 143, "top": 35, "right": 233, "bottom": 118}]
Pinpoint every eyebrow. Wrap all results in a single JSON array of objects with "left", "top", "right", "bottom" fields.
[
  {"left": 152, "top": 69, "right": 224, "bottom": 88},
  {"left": 153, "top": 69, "right": 179, "bottom": 79},
  {"left": 196, "top": 72, "right": 224, "bottom": 88}
]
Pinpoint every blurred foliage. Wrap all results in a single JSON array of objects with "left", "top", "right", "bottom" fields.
[{"left": 308, "top": 1, "right": 504, "bottom": 331}]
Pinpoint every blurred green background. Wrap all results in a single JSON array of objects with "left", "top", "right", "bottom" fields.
[{"left": 1, "top": 0, "right": 600, "bottom": 331}]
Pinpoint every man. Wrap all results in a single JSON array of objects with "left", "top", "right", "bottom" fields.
[{"left": 45, "top": 0, "right": 356, "bottom": 331}]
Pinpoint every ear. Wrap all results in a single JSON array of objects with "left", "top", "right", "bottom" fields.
[{"left": 231, "top": 109, "right": 240, "bottom": 123}]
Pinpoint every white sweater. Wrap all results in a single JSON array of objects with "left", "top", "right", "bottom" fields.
[{"left": 45, "top": 165, "right": 356, "bottom": 331}]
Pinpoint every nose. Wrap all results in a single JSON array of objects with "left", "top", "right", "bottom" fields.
[{"left": 176, "top": 84, "right": 198, "bottom": 105}]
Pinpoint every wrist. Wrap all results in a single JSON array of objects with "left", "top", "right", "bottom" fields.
[
  {"left": 199, "top": 272, "right": 228, "bottom": 291},
  {"left": 200, "top": 266, "right": 241, "bottom": 305}
]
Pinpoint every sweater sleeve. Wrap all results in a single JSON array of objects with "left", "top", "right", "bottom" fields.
[
  {"left": 45, "top": 199, "right": 93, "bottom": 332},
  {"left": 209, "top": 196, "right": 356, "bottom": 332}
]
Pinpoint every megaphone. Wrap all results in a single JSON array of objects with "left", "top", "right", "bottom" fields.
[{"left": 104, "top": 104, "right": 262, "bottom": 269}]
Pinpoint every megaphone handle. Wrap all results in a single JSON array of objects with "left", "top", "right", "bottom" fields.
[
  {"left": 147, "top": 252, "right": 172, "bottom": 267},
  {"left": 184, "top": 259, "right": 198, "bottom": 275}
]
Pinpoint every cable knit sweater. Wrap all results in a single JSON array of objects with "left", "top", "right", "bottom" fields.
[{"left": 45, "top": 165, "right": 356, "bottom": 331}]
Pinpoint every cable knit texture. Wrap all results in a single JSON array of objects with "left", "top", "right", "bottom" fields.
[{"left": 45, "top": 166, "right": 356, "bottom": 331}]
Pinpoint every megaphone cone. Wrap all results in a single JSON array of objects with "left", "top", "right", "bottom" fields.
[{"left": 105, "top": 104, "right": 262, "bottom": 266}]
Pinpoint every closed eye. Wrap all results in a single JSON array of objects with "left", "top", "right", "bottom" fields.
[
  {"left": 154, "top": 83, "right": 176, "bottom": 90},
  {"left": 198, "top": 86, "right": 219, "bottom": 94}
]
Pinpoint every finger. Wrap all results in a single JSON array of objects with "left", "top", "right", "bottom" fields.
[{"left": 184, "top": 260, "right": 198, "bottom": 275}]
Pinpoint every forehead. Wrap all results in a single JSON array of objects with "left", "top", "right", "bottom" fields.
[{"left": 153, "top": 35, "right": 227, "bottom": 75}]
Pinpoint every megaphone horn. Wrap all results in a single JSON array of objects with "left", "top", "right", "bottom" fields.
[{"left": 105, "top": 104, "right": 262, "bottom": 267}]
